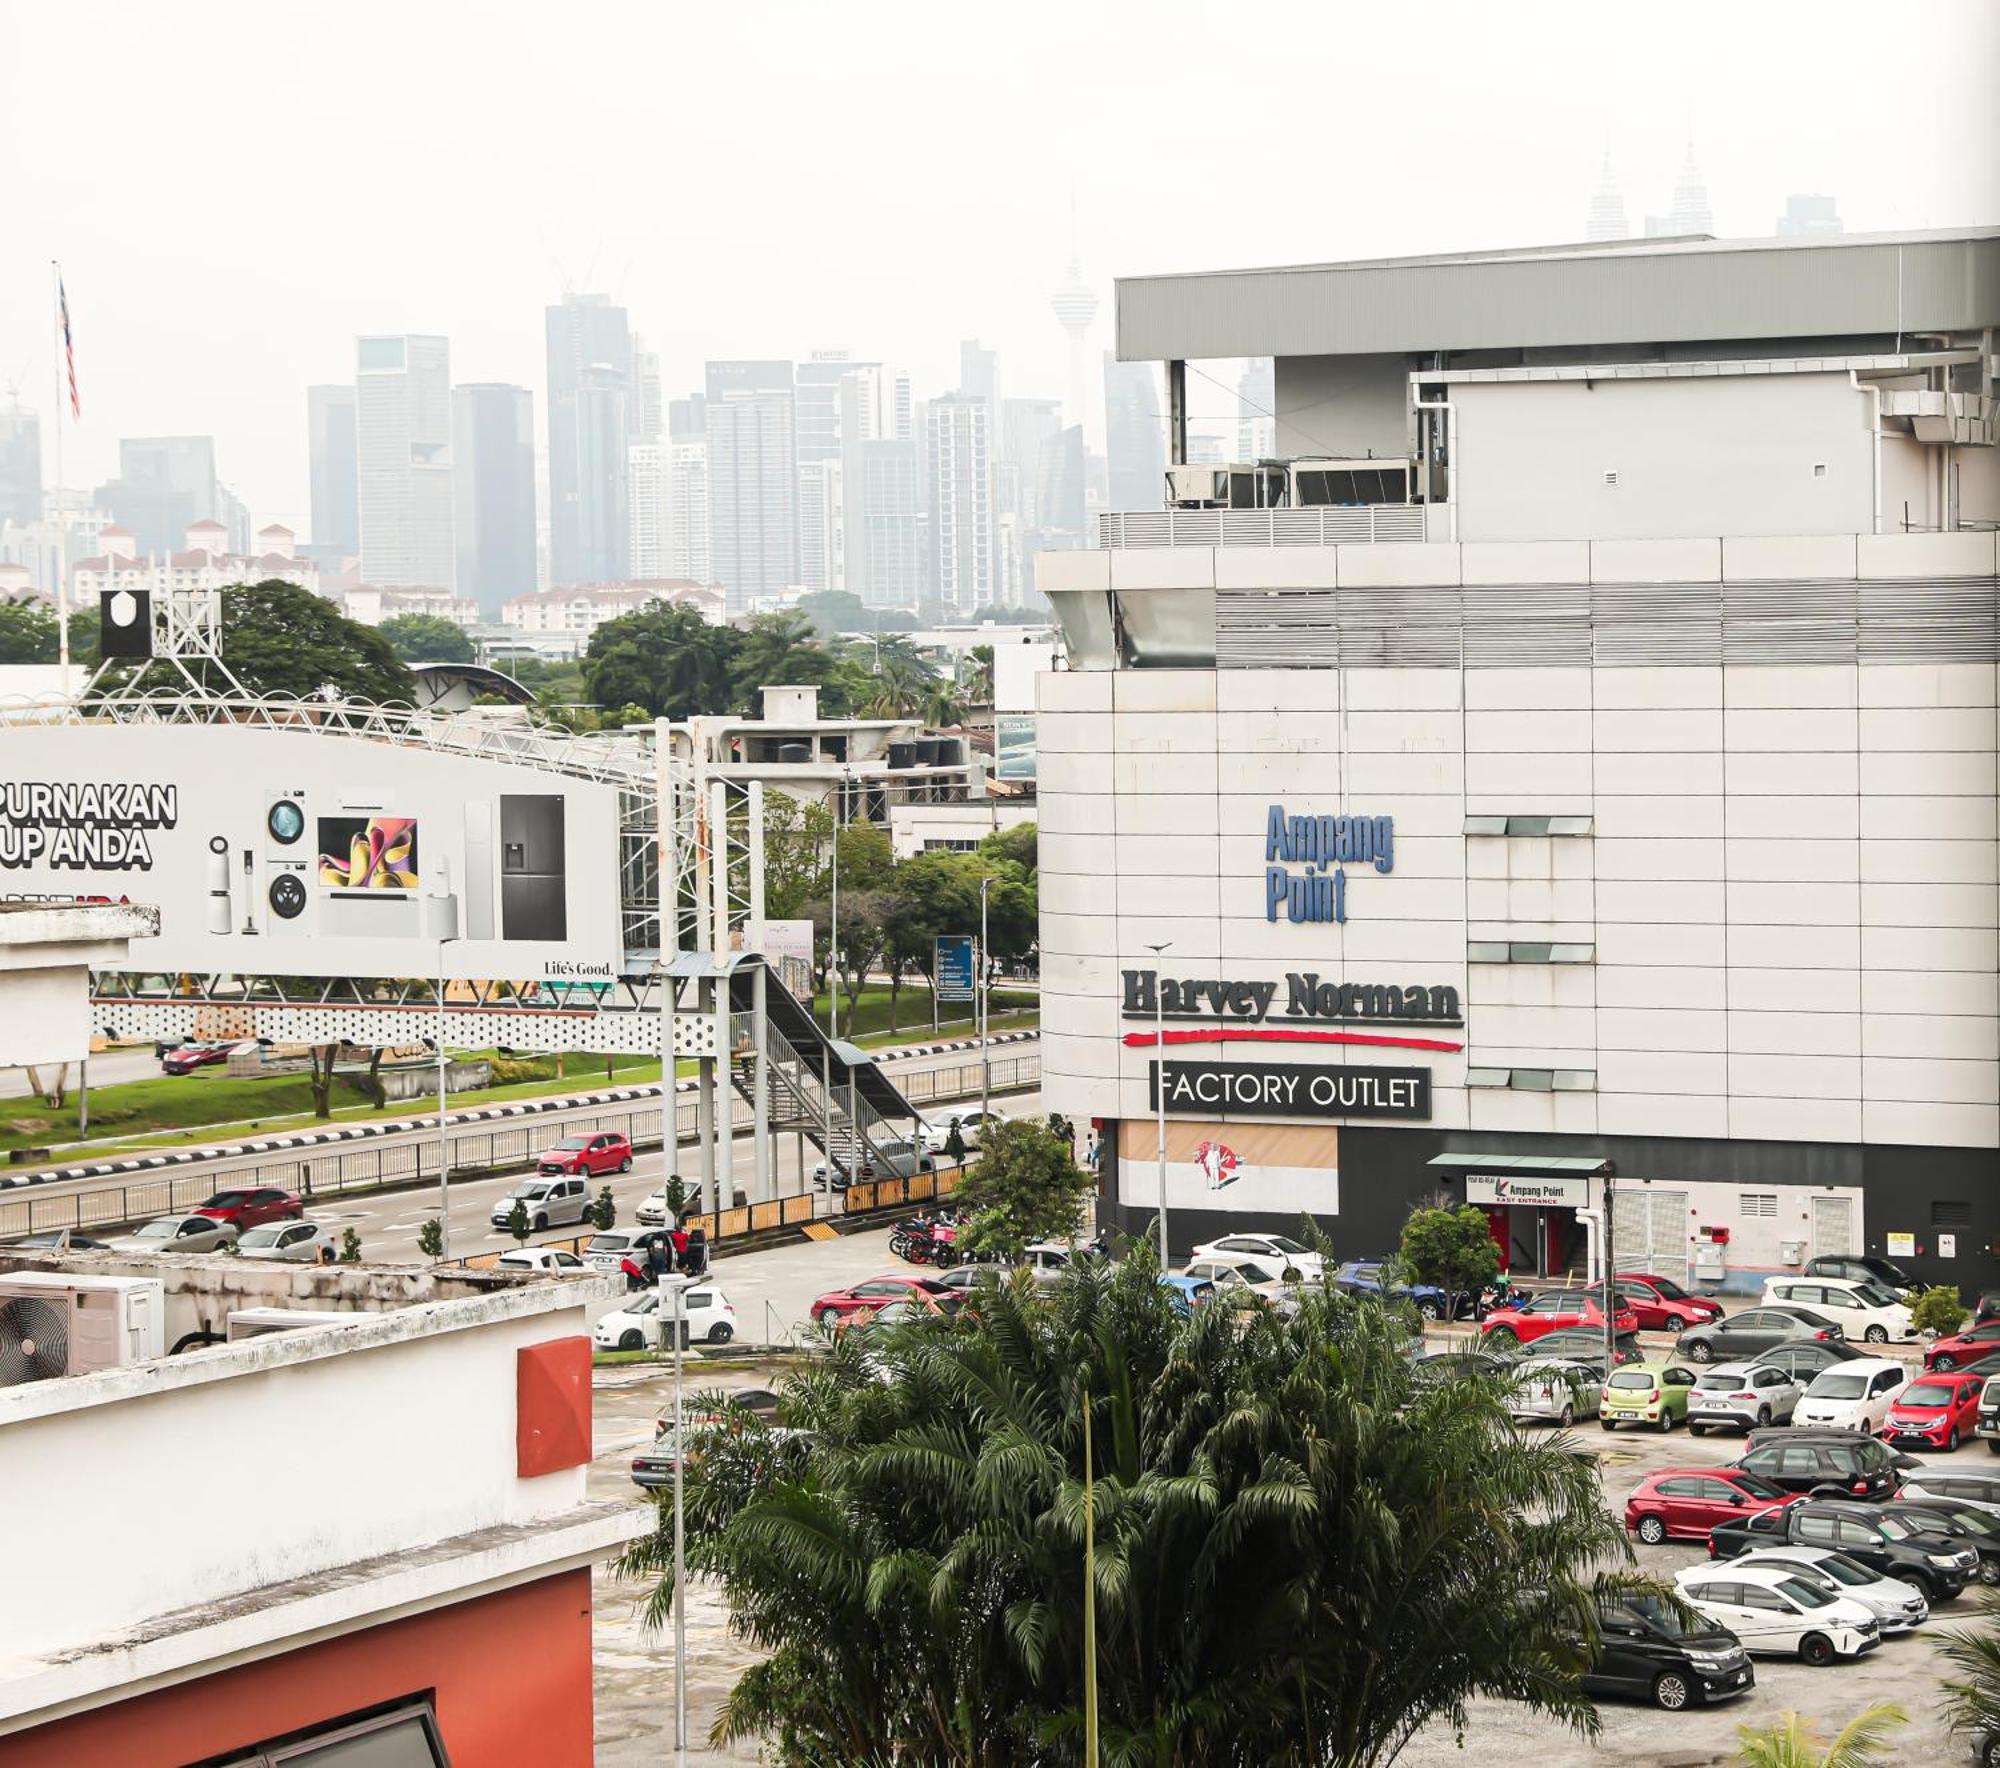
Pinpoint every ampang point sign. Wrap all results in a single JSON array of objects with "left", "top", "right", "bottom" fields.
[{"left": 1264, "top": 805, "right": 1393, "bottom": 924}]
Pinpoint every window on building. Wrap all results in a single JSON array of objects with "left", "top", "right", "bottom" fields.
[
  {"left": 1462, "top": 814, "right": 1595, "bottom": 838},
  {"left": 1933, "top": 1200, "right": 1972, "bottom": 1227},
  {"left": 1740, "top": 1193, "right": 1779, "bottom": 1219},
  {"left": 210, "top": 1698, "right": 447, "bottom": 1767},
  {"left": 1465, "top": 942, "right": 1595, "bottom": 965}
]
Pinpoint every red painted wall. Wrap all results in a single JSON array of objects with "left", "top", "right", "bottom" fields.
[{"left": 0, "top": 1569, "right": 595, "bottom": 1768}]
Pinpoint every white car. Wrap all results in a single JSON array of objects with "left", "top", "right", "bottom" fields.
[
  {"left": 1692, "top": 1548, "right": 1928, "bottom": 1635},
  {"left": 1675, "top": 1562, "right": 1880, "bottom": 1663},
  {"left": 1182, "top": 1257, "right": 1285, "bottom": 1305},
  {"left": 636, "top": 1183, "right": 706, "bottom": 1227},
  {"left": 920, "top": 1110, "right": 1005, "bottom": 1154},
  {"left": 1762, "top": 1276, "right": 1916, "bottom": 1346},
  {"left": 1795, "top": 1357, "right": 1909, "bottom": 1431},
  {"left": 1687, "top": 1362, "right": 1803, "bottom": 1435},
  {"left": 1506, "top": 1359, "right": 1602, "bottom": 1426},
  {"left": 494, "top": 1247, "right": 588, "bottom": 1275},
  {"left": 111, "top": 1214, "right": 239, "bottom": 1254},
  {"left": 1020, "top": 1241, "right": 1077, "bottom": 1284},
  {"left": 1187, "top": 1234, "right": 1323, "bottom": 1283},
  {"left": 593, "top": 1284, "right": 736, "bottom": 1351},
  {"left": 235, "top": 1220, "right": 335, "bottom": 1263}
]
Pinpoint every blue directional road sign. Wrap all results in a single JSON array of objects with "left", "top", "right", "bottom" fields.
[{"left": 935, "top": 934, "right": 976, "bottom": 1002}]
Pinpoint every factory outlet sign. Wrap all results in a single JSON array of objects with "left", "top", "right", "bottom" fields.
[
  {"left": 1123, "top": 970, "right": 1461, "bottom": 1027},
  {"left": 1465, "top": 1174, "right": 1590, "bottom": 1209},
  {"left": 1151, "top": 1059, "right": 1432, "bottom": 1122},
  {"left": 1264, "top": 805, "right": 1393, "bottom": 924}
]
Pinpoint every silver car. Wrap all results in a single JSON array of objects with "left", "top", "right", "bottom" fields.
[
  {"left": 1507, "top": 1359, "right": 1601, "bottom": 1426},
  {"left": 1688, "top": 1361, "right": 1802, "bottom": 1435},
  {"left": 111, "top": 1214, "right": 239, "bottom": 1254},
  {"left": 1706, "top": 1547, "right": 1929, "bottom": 1635},
  {"left": 1900, "top": 1468, "right": 2000, "bottom": 1520},
  {"left": 812, "top": 1138, "right": 936, "bottom": 1190},
  {"left": 236, "top": 1220, "right": 334, "bottom": 1263},
  {"left": 489, "top": 1174, "right": 590, "bottom": 1231}
]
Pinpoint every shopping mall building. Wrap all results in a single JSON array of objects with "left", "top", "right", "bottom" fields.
[{"left": 1035, "top": 227, "right": 1999, "bottom": 1295}]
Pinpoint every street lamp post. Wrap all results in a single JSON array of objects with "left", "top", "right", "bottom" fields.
[
  {"left": 1143, "top": 939, "right": 1172, "bottom": 1269},
  {"left": 978, "top": 874, "right": 992, "bottom": 1127},
  {"left": 660, "top": 1269, "right": 691, "bottom": 1768},
  {"left": 423, "top": 868, "right": 461, "bottom": 1261}
]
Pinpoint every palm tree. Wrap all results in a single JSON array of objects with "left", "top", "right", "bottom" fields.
[
  {"left": 620, "top": 1252, "right": 1641, "bottom": 1765},
  {"left": 1939, "top": 1591, "right": 2000, "bottom": 1764},
  {"left": 1734, "top": 1703, "right": 1906, "bottom": 1767}
]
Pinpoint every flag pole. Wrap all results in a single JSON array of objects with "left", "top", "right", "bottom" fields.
[{"left": 50, "top": 261, "right": 69, "bottom": 700}]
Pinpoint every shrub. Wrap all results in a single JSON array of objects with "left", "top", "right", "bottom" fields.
[
  {"left": 490, "top": 1055, "right": 558, "bottom": 1086},
  {"left": 593, "top": 1186, "right": 617, "bottom": 1231},
  {"left": 506, "top": 1198, "right": 531, "bottom": 1245},
  {"left": 417, "top": 1218, "right": 443, "bottom": 1260},
  {"left": 339, "top": 1227, "right": 362, "bottom": 1263},
  {"left": 1913, "top": 1284, "right": 1969, "bottom": 1337}
]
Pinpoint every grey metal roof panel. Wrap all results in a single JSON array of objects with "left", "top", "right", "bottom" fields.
[{"left": 1116, "top": 229, "right": 2000, "bottom": 362}]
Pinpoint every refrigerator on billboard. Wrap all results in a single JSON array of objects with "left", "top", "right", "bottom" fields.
[{"left": 500, "top": 794, "right": 567, "bottom": 942}]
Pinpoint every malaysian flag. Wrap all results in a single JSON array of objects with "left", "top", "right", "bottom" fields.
[{"left": 58, "top": 273, "right": 78, "bottom": 418}]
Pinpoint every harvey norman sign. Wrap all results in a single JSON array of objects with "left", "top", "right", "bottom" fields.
[
  {"left": 1150, "top": 1059, "right": 1432, "bottom": 1122},
  {"left": 1124, "top": 970, "right": 1460, "bottom": 1027}
]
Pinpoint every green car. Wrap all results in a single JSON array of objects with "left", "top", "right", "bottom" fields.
[{"left": 1599, "top": 1360, "right": 1697, "bottom": 1432}]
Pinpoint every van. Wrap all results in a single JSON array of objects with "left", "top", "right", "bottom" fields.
[{"left": 489, "top": 1174, "right": 590, "bottom": 1232}]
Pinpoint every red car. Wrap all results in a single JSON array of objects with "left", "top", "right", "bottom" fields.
[
  {"left": 193, "top": 1185, "right": 305, "bottom": 1229},
  {"left": 1882, "top": 1370, "right": 1986, "bottom": 1452},
  {"left": 811, "top": 1275, "right": 956, "bottom": 1329},
  {"left": 536, "top": 1132, "right": 634, "bottom": 1178},
  {"left": 163, "top": 1041, "right": 237, "bottom": 1076},
  {"left": 1925, "top": 1321, "right": 2000, "bottom": 1371},
  {"left": 1615, "top": 1272, "right": 1724, "bottom": 1334},
  {"left": 1625, "top": 1467, "right": 1798, "bottom": 1545},
  {"left": 1481, "top": 1288, "right": 1641, "bottom": 1347}
]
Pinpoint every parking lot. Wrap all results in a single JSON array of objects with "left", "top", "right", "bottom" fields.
[{"left": 573, "top": 1246, "right": 1993, "bottom": 1766}]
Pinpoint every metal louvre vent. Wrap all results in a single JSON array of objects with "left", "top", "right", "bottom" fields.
[{"left": 1214, "top": 577, "right": 1998, "bottom": 669}]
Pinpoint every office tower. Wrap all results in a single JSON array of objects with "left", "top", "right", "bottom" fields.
[
  {"left": 1777, "top": 194, "right": 1843, "bottom": 237},
  {"left": 795, "top": 353, "right": 863, "bottom": 465},
  {"left": 356, "top": 334, "right": 453, "bottom": 587},
  {"left": 926, "top": 394, "right": 992, "bottom": 614},
  {"left": 857, "top": 437, "right": 923, "bottom": 610},
  {"left": 797, "top": 459, "right": 844, "bottom": 595},
  {"left": 631, "top": 337, "right": 664, "bottom": 441},
  {"left": 667, "top": 440, "right": 709, "bottom": 582},
  {"left": 1002, "top": 397, "right": 1061, "bottom": 528},
  {"left": 1236, "top": 359, "right": 1274, "bottom": 463},
  {"left": 668, "top": 395, "right": 705, "bottom": 442},
  {"left": 1646, "top": 141, "right": 1714, "bottom": 237},
  {"left": 306, "top": 385, "right": 360, "bottom": 559},
  {"left": 0, "top": 402, "right": 41, "bottom": 528},
  {"left": 217, "top": 483, "right": 252, "bottom": 556},
  {"left": 629, "top": 442, "right": 667, "bottom": 579},
  {"left": 546, "top": 293, "right": 634, "bottom": 585},
  {"left": 1104, "top": 354, "right": 1164, "bottom": 512},
  {"left": 97, "top": 437, "right": 217, "bottom": 556},
  {"left": 960, "top": 339, "right": 1001, "bottom": 449},
  {"left": 453, "top": 383, "right": 536, "bottom": 614},
  {"left": 1035, "top": 423, "right": 1085, "bottom": 537},
  {"left": 705, "top": 361, "right": 797, "bottom": 613},
  {"left": 1585, "top": 150, "right": 1629, "bottom": 242}
]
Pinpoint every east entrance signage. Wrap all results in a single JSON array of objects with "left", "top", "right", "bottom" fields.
[
  {"left": 1466, "top": 1174, "right": 1590, "bottom": 1209},
  {"left": 1150, "top": 1059, "right": 1432, "bottom": 1121},
  {"left": 1123, "top": 970, "right": 1461, "bottom": 1027}
]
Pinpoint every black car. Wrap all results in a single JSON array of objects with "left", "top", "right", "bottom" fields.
[
  {"left": 1733, "top": 1433, "right": 1901, "bottom": 1500},
  {"left": 1679, "top": 1305, "right": 1846, "bottom": 1366},
  {"left": 1747, "top": 1338, "right": 1868, "bottom": 1382},
  {"left": 1884, "top": 1499, "right": 2000, "bottom": 1587},
  {"left": 1710, "top": 1499, "right": 1975, "bottom": 1602},
  {"left": 1803, "top": 1254, "right": 1917, "bottom": 1298},
  {"left": 1743, "top": 1423, "right": 1921, "bottom": 1477},
  {"left": 1581, "top": 1593, "right": 1753, "bottom": 1711},
  {"left": 1524, "top": 1326, "right": 1644, "bottom": 1366}
]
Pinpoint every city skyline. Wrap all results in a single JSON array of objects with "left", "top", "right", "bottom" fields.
[{"left": 4, "top": 0, "right": 1993, "bottom": 529}]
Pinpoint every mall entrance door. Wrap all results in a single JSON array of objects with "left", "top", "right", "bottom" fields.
[{"left": 1486, "top": 1204, "right": 1582, "bottom": 1279}]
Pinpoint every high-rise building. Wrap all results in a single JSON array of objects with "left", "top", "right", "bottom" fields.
[
  {"left": 705, "top": 361, "right": 797, "bottom": 613},
  {"left": 1646, "top": 142, "right": 1714, "bottom": 237},
  {"left": 1585, "top": 150, "right": 1629, "bottom": 242},
  {"left": 1777, "top": 194, "right": 1843, "bottom": 237},
  {"left": 1236, "top": 359, "right": 1274, "bottom": 463},
  {"left": 96, "top": 437, "right": 217, "bottom": 557},
  {"left": 856, "top": 437, "right": 923, "bottom": 611},
  {"left": 453, "top": 383, "right": 536, "bottom": 614},
  {"left": 668, "top": 395, "right": 705, "bottom": 442},
  {"left": 629, "top": 442, "right": 668, "bottom": 580},
  {"left": 356, "top": 334, "right": 453, "bottom": 588},
  {"left": 306, "top": 385, "right": 359, "bottom": 561},
  {"left": 667, "top": 440, "right": 709, "bottom": 583},
  {"left": 546, "top": 293, "right": 634, "bottom": 586},
  {"left": 631, "top": 338, "right": 664, "bottom": 441},
  {"left": 926, "top": 394, "right": 992, "bottom": 614},
  {"left": 1104, "top": 354, "right": 1164, "bottom": 512},
  {"left": 1035, "top": 423, "right": 1085, "bottom": 538},
  {"left": 795, "top": 353, "right": 862, "bottom": 466},
  {"left": 216, "top": 483, "right": 253, "bottom": 556},
  {"left": 798, "top": 460, "right": 843, "bottom": 596},
  {"left": 1002, "top": 397, "right": 1061, "bottom": 529},
  {"left": 0, "top": 402, "right": 41, "bottom": 529}
]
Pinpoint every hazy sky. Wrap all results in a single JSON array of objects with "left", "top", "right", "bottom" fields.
[{"left": 3, "top": 0, "right": 1994, "bottom": 533}]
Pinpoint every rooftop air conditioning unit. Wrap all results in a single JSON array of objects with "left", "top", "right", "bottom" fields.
[
  {"left": 0, "top": 1273, "right": 166, "bottom": 1384},
  {"left": 225, "top": 1308, "right": 359, "bottom": 1343}
]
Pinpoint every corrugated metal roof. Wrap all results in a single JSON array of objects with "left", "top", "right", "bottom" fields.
[{"left": 1116, "top": 227, "right": 2000, "bottom": 362}]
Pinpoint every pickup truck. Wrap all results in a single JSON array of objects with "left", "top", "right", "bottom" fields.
[{"left": 1709, "top": 1498, "right": 1976, "bottom": 1605}]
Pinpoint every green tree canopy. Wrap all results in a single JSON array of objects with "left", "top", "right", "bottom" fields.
[
  {"left": 582, "top": 600, "right": 738, "bottom": 719},
  {"left": 950, "top": 1115, "right": 1091, "bottom": 1257},
  {"left": 210, "top": 582, "right": 415, "bottom": 702},
  {"left": 1398, "top": 1203, "right": 1501, "bottom": 1302},
  {"left": 378, "top": 612, "right": 475, "bottom": 663},
  {"left": 621, "top": 1259, "right": 1640, "bottom": 1765},
  {"left": 730, "top": 611, "right": 843, "bottom": 714},
  {"left": 0, "top": 600, "right": 59, "bottom": 664},
  {"left": 980, "top": 818, "right": 1037, "bottom": 876}
]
